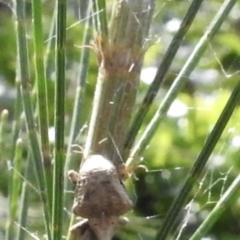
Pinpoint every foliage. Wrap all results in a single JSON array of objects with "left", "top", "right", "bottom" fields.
[{"left": 0, "top": 0, "right": 240, "bottom": 240}]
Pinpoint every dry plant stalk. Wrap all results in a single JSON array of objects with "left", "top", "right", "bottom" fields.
[
  {"left": 69, "top": 1, "right": 155, "bottom": 239},
  {"left": 84, "top": 0, "right": 155, "bottom": 177}
]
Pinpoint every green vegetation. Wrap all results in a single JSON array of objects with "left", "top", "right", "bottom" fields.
[{"left": 0, "top": 0, "right": 240, "bottom": 239}]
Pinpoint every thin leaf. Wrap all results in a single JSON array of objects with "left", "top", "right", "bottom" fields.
[
  {"left": 52, "top": 0, "right": 66, "bottom": 238},
  {"left": 32, "top": 0, "right": 52, "bottom": 213},
  {"left": 5, "top": 139, "right": 23, "bottom": 240},
  {"left": 16, "top": 151, "right": 33, "bottom": 240},
  {"left": 64, "top": 7, "right": 91, "bottom": 207},
  {"left": 13, "top": 0, "right": 52, "bottom": 238},
  {"left": 0, "top": 110, "right": 9, "bottom": 161}
]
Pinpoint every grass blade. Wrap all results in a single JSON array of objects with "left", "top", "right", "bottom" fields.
[
  {"left": 0, "top": 110, "right": 9, "bottom": 161},
  {"left": 5, "top": 139, "right": 23, "bottom": 240},
  {"left": 45, "top": 3, "right": 57, "bottom": 77},
  {"left": 32, "top": 0, "right": 52, "bottom": 213},
  {"left": 11, "top": 84, "right": 23, "bottom": 160},
  {"left": 52, "top": 0, "right": 66, "bottom": 238},
  {"left": 15, "top": 182, "right": 28, "bottom": 240},
  {"left": 64, "top": 10, "right": 91, "bottom": 205},
  {"left": 13, "top": 0, "right": 51, "bottom": 238},
  {"left": 15, "top": 151, "right": 33, "bottom": 240}
]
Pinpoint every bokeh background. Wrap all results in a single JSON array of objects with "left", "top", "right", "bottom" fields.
[{"left": 0, "top": 0, "right": 240, "bottom": 239}]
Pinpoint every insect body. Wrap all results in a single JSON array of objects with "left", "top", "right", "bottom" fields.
[{"left": 68, "top": 155, "right": 132, "bottom": 240}]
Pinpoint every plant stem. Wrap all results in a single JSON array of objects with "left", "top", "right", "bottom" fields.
[
  {"left": 52, "top": 0, "right": 66, "bottom": 238},
  {"left": 5, "top": 139, "right": 23, "bottom": 240},
  {"left": 13, "top": 0, "right": 52, "bottom": 238},
  {"left": 0, "top": 109, "right": 9, "bottom": 161},
  {"left": 16, "top": 151, "right": 32, "bottom": 240},
  {"left": 32, "top": 0, "right": 52, "bottom": 213},
  {"left": 15, "top": 182, "right": 28, "bottom": 240},
  {"left": 64, "top": 9, "right": 91, "bottom": 207},
  {"left": 45, "top": 3, "right": 57, "bottom": 78},
  {"left": 11, "top": 83, "right": 23, "bottom": 160},
  {"left": 84, "top": 0, "right": 155, "bottom": 179}
]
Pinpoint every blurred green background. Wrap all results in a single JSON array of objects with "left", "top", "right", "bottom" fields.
[{"left": 0, "top": 0, "right": 240, "bottom": 239}]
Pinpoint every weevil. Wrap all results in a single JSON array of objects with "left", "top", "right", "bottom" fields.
[{"left": 68, "top": 155, "right": 132, "bottom": 240}]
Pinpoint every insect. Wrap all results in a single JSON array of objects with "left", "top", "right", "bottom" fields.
[{"left": 68, "top": 155, "right": 133, "bottom": 240}]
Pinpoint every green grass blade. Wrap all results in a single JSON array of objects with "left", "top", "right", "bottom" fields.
[
  {"left": 97, "top": 0, "right": 108, "bottom": 36},
  {"left": 15, "top": 182, "right": 28, "bottom": 240},
  {"left": 31, "top": 0, "right": 52, "bottom": 213},
  {"left": 64, "top": 12, "right": 91, "bottom": 204},
  {"left": 189, "top": 173, "right": 240, "bottom": 240},
  {"left": 5, "top": 139, "right": 23, "bottom": 240},
  {"left": 126, "top": 0, "right": 237, "bottom": 172},
  {"left": 124, "top": 0, "right": 205, "bottom": 153},
  {"left": 64, "top": 11, "right": 91, "bottom": 237},
  {"left": 15, "top": 150, "right": 33, "bottom": 240},
  {"left": 11, "top": 84, "right": 23, "bottom": 160},
  {"left": 45, "top": 3, "right": 57, "bottom": 77},
  {"left": 52, "top": 0, "right": 66, "bottom": 238},
  {"left": 13, "top": 0, "right": 51, "bottom": 238},
  {"left": 0, "top": 110, "right": 9, "bottom": 161}
]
